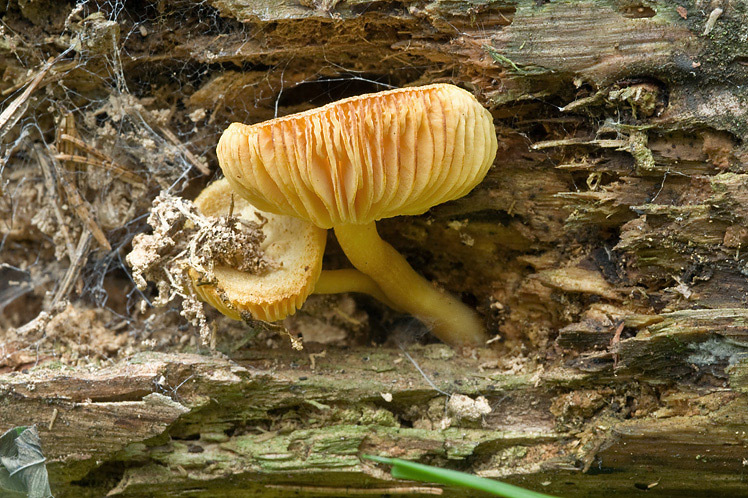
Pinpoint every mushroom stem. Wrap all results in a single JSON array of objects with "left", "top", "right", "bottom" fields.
[
  {"left": 313, "top": 269, "right": 403, "bottom": 311},
  {"left": 333, "top": 222, "right": 487, "bottom": 347}
]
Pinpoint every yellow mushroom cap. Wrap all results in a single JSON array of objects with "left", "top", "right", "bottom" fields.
[
  {"left": 191, "top": 178, "right": 327, "bottom": 322},
  {"left": 217, "top": 84, "right": 497, "bottom": 229}
]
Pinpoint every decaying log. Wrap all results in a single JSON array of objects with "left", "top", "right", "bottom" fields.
[
  {"left": 3, "top": 343, "right": 748, "bottom": 497},
  {"left": 2, "top": 0, "right": 748, "bottom": 496}
]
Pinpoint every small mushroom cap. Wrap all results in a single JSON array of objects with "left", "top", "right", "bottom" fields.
[
  {"left": 190, "top": 178, "right": 327, "bottom": 322},
  {"left": 217, "top": 84, "right": 497, "bottom": 229}
]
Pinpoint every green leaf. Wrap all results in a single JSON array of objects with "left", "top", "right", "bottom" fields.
[
  {"left": 0, "top": 426, "right": 53, "bottom": 498},
  {"left": 363, "top": 455, "right": 558, "bottom": 498}
]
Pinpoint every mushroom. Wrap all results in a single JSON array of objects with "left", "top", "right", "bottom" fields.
[
  {"left": 217, "top": 84, "right": 497, "bottom": 347},
  {"left": 191, "top": 178, "right": 400, "bottom": 321},
  {"left": 190, "top": 177, "right": 326, "bottom": 322}
]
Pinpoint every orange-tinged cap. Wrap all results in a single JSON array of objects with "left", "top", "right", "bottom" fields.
[
  {"left": 217, "top": 84, "right": 497, "bottom": 229},
  {"left": 191, "top": 178, "right": 327, "bottom": 322}
]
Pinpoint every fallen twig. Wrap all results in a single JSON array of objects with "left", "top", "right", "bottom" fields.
[
  {"left": 41, "top": 145, "right": 112, "bottom": 251},
  {"left": 158, "top": 125, "right": 211, "bottom": 175},
  {"left": 56, "top": 133, "right": 146, "bottom": 186},
  {"left": 35, "top": 145, "right": 76, "bottom": 260},
  {"left": 51, "top": 230, "right": 92, "bottom": 307},
  {"left": 264, "top": 485, "right": 443, "bottom": 495},
  {"left": 0, "top": 48, "right": 73, "bottom": 137}
]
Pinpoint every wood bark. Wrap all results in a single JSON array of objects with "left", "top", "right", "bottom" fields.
[{"left": 2, "top": 0, "right": 748, "bottom": 497}]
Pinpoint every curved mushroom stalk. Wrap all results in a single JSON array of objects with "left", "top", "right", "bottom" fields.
[
  {"left": 313, "top": 269, "right": 403, "bottom": 312},
  {"left": 334, "top": 222, "right": 486, "bottom": 347}
]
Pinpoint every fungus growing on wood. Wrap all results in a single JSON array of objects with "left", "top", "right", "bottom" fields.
[
  {"left": 192, "top": 178, "right": 402, "bottom": 322},
  {"left": 217, "top": 84, "right": 497, "bottom": 347},
  {"left": 191, "top": 177, "right": 327, "bottom": 322}
]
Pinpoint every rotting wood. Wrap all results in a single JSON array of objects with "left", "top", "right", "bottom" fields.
[
  {"left": 3, "top": 342, "right": 748, "bottom": 497},
  {"left": 1, "top": 0, "right": 748, "bottom": 497}
]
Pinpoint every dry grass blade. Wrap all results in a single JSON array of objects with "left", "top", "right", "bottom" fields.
[
  {"left": 0, "top": 49, "right": 72, "bottom": 136},
  {"left": 57, "top": 133, "right": 146, "bottom": 186},
  {"left": 51, "top": 231, "right": 92, "bottom": 307},
  {"left": 54, "top": 153, "right": 145, "bottom": 186},
  {"left": 34, "top": 146, "right": 76, "bottom": 259},
  {"left": 0, "top": 60, "right": 78, "bottom": 97},
  {"left": 158, "top": 125, "right": 210, "bottom": 175},
  {"left": 56, "top": 113, "right": 79, "bottom": 159},
  {"left": 264, "top": 485, "right": 443, "bottom": 495},
  {"left": 36, "top": 145, "right": 112, "bottom": 251}
]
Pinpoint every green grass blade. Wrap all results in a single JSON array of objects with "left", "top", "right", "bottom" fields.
[{"left": 363, "top": 455, "right": 558, "bottom": 498}]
